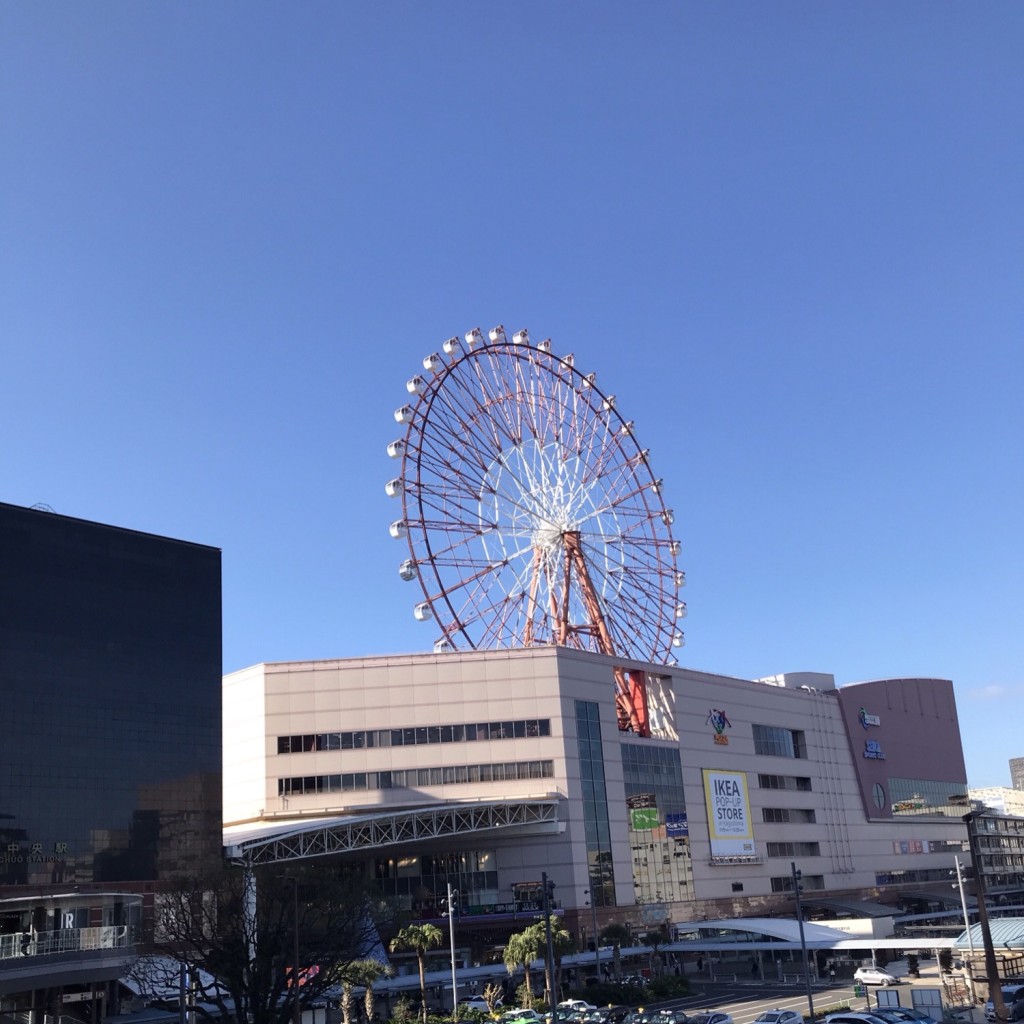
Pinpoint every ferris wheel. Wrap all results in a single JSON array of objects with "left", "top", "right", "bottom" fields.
[{"left": 385, "top": 325, "right": 685, "bottom": 732}]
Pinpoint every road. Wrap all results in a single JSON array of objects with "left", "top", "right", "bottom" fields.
[{"left": 650, "top": 973, "right": 957, "bottom": 1024}]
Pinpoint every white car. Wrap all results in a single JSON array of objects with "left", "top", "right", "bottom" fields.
[
  {"left": 754, "top": 1011, "right": 805, "bottom": 1024},
  {"left": 461, "top": 997, "right": 501, "bottom": 1012},
  {"left": 559, "top": 1004, "right": 597, "bottom": 1014},
  {"left": 853, "top": 966, "right": 899, "bottom": 986},
  {"left": 688, "top": 1014, "right": 734, "bottom": 1024}
]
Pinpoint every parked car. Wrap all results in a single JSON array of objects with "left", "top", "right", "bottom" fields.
[
  {"left": 757, "top": 1007, "right": 802, "bottom": 1024},
  {"left": 753, "top": 1011, "right": 805, "bottom": 1024},
  {"left": 591, "top": 1007, "right": 633, "bottom": 1024},
  {"left": 559, "top": 1004, "right": 598, "bottom": 1014},
  {"left": 985, "top": 984, "right": 1024, "bottom": 1022},
  {"left": 622, "top": 1013, "right": 659, "bottom": 1024},
  {"left": 688, "top": 1013, "right": 734, "bottom": 1024},
  {"left": 824, "top": 1014, "right": 892, "bottom": 1024},
  {"left": 872, "top": 1009, "right": 939, "bottom": 1024},
  {"left": 658, "top": 1012, "right": 690, "bottom": 1024},
  {"left": 853, "top": 966, "right": 900, "bottom": 986},
  {"left": 502, "top": 1011, "right": 542, "bottom": 1024},
  {"left": 461, "top": 997, "right": 501, "bottom": 1013}
]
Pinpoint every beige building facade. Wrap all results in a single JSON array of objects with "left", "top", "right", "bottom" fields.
[{"left": 223, "top": 647, "right": 969, "bottom": 940}]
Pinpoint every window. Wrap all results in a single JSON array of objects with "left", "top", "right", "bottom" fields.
[
  {"left": 771, "top": 874, "right": 824, "bottom": 893},
  {"left": 753, "top": 725, "right": 807, "bottom": 758},
  {"left": 758, "top": 774, "right": 812, "bottom": 791},
  {"left": 766, "top": 841, "right": 821, "bottom": 857},
  {"left": 762, "top": 808, "right": 816, "bottom": 824},
  {"left": 276, "top": 719, "right": 551, "bottom": 754},
  {"left": 278, "top": 759, "right": 554, "bottom": 796}
]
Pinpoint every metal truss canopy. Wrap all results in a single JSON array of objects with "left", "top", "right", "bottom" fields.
[{"left": 226, "top": 799, "right": 561, "bottom": 866}]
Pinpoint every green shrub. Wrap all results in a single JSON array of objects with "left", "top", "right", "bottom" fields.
[
  {"left": 569, "top": 981, "right": 645, "bottom": 1007},
  {"left": 812, "top": 1002, "right": 851, "bottom": 1021},
  {"left": 390, "top": 998, "right": 417, "bottom": 1024},
  {"left": 645, "top": 976, "right": 690, "bottom": 999}
]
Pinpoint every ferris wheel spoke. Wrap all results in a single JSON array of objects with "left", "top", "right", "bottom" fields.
[
  {"left": 392, "top": 332, "right": 682, "bottom": 674},
  {"left": 571, "top": 479, "right": 657, "bottom": 527},
  {"left": 441, "top": 567, "right": 531, "bottom": 645},
  {"left": 427, "top": 371, "right": 513, "bottom": 467},
  {"left": 446, "top": 355, "right": 524, "bottom": 453}
]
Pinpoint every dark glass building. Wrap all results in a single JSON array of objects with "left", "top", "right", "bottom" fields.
[{"left": 0, "top": 502, "right": 222, "bottom": 1010}]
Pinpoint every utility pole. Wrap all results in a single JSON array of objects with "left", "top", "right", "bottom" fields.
[
  {"left": 964, "top": 811, "right": 1008, "bottom": 1023},
  {"left": 445, "top": 884, "right": 460, "bottom": 1020},
  {"left": 542, "top": 874, "right": 557, "bottom": 1018},
  {"left": 791, "top": 863, "right": 815, "bottom": 1024}
]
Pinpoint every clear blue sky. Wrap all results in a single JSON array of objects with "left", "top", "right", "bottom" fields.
[{"left": 3, "top": 3, "right": 1022, "bottom": 787}]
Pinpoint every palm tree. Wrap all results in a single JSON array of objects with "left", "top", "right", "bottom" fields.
[
  {"left": 549, "top": 923, "right": 576, "bottom": 1005},
  {"left": 504, "top": 928, "right": 543, "bottom": 1004},
  {"left": 518, "top": 921, "right": 574, "bottom": 1008},
  {"left": 599, "top": 923, "right": 632, "bottom": 982},
  {"left": 640, "top": 929, "right": 668, "bottom": 976},
  {"left": 343, "top": 959, "right": 394, "bottom": 1024},
  {"left": 389, "top": 924, "right": 444, "bottom": 1023}
]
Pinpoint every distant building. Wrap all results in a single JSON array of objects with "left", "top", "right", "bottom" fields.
[
  {"left": 969, "top": 787, "right": 1024, "bottom": 817},
  {"left": 0, "top": 503, "right": 222, "bottom": 1012},
  {"left": 1011, "top": 757, "right": 1024, "bottom": 791},
  {"left": 965, "top": 807, "right": 1024, "bottom": 897}
]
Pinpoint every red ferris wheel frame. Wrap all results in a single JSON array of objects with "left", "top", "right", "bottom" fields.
[{"left": 386, "top": 326, "right": 685, "bottom": 734}]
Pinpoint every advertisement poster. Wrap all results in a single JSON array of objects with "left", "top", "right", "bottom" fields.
[{"left": 702, "top": 768, "right": 756, "bottom": 857}]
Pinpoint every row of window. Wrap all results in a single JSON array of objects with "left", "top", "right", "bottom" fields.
[
  {"left": 875, "top": 867, "right": 953, "bottom": 886},
  {"left": 889, "top": 776, "right": 969, "bottom": 815},
  {"left": 758, "top": 774, "right": 812, "bottom": 791},
  {"left": 753, "top": 724, "right": 807, "bottom": 759},
  {"left": 277, "top": 759, "right": 555, "bottom": 794},
  {"left": 771, "top": 874, "right": 824, "bottom": 893},
  {"left": 766, "top": 841, "right": 821, "bottom": 857},
  {"left": 277, "top": 719, "right": 551, "bottom": 754},
  {"left": 763, "top": 807, "right": 816, "bottom": 824},
  {"left": 979, "top": 854, "right": 1024, "bottom": 868}
]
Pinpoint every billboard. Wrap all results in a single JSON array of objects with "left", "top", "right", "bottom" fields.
[{"left": 702, "top": 768, "right": 756, "bottom": 858}]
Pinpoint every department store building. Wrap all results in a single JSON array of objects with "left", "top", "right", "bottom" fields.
[{"left": 224, "top": 647, "right": 969, "bottom": 949}]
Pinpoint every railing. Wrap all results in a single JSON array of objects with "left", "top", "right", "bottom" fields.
[{"left": 0, "top": 926, "right": 132, "bottom": 963}]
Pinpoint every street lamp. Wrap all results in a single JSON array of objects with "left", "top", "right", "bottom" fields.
[
  {"left": 953, "top": 856, "right": 977, "bottom": 1004},
  {"left": 444, "top": 884, "right": 460, "bottom": 1021},
  {"left": 790, "top": 863, "right": 815, "bottom": 1024},
  {"left": 584, "top": 889, "right": 601, "bottom": 979}
]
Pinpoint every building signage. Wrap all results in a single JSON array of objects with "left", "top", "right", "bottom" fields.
[
  {"left": 858, "top": 707, "right": 881, "bottom": 728},
  {"left": 706, "top": 708, "right": 731, "bottom": 745},
  {"left": 702, "top": 768, "right": 756, "bottom": 858},
  {"left": 864, "top": 739, "right": 885, "bottom": 759},
  {"left": 630, "top": 807, "right": 659, "bottom": 830},
  {"left": 624, "top": 795, "right": 661, "bottom": 830},
  {"left": 666, "top": 812, "right": 688, "bottom": 837},
  {"left": 2, "top": 841, "right": 68, "bottom": 865}
]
